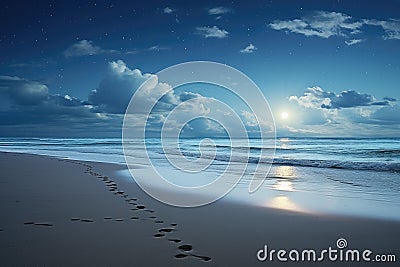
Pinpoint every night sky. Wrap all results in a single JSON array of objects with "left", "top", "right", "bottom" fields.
[{"left": 1, "top": 0, "right": 399, "bottom": 137}]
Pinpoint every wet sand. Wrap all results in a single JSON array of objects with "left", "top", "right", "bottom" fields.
[{"left": 0, "top": 152, "right": 398, "bottom": 266}]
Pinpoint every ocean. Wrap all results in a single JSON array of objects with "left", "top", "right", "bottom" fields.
[{"left": 1, "top": 137, "right": 399, "bottom": 219}]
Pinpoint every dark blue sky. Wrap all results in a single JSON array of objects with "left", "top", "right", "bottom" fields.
[{"left": 0, "top": 0, "right": 399, "bottom": 137}]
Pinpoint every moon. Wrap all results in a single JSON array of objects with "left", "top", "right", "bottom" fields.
[{"left": 281, "top": 112, "right": 289, "bottom": 120}]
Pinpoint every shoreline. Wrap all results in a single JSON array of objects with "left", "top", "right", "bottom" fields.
[{"left": 0, "top": 151, "right": 399, "bottom": 266}]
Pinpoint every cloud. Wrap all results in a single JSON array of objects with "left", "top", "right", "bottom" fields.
[
  {"left": 0, "top": 75, "right": 48, "bottom": 105},
  {"left": 163, "top": 7, "right": 174, "bottom": 14},
  {"left": 383, "top": 97, "right": 397, "bottom": 102},
  {"left": 179, "top": 92, "right": 202, "bottom": 102},
  {"left": 64, "top": 40, "right": 115, "bottom": 57},
  {"left": 321, "top": 91, "right": 391, "bottom": 109},
  {"left": 195, "top": 26, "right": 229, "bottom": 38},
  {"left": 269, "top": 11, "right": 362, "bottom": 38},
  {"left": 363, "top": 19, "right": 400, "bottom": 40},
  {"left": 147, "top": 45, "right": 168, "bottom": 51},
  {"left": 0, "top": 75, "right": 100, "bottom": 132},
  {"left": 280, "top": 91, "right": 400, "bottom": 137},
  {"left": 269, "top": 11, "right": 400, "bottom": 41},
  {"left": 90, "top": 60, "right": 270, "bottom": 138},
  {"left": 1, "top": 61, "right": 270, "bottom": 137},
  {"left": 208, "top": 7, "right": 232, "bottom": 16},
  {"left": 125, "top": 45, "right": 169, "bottom": 55},
  {"left": 89, "top": 60, "right": 178, "bottom": 114},
  {"left": 369, "top": 105, "right": 400, "bottom": 123},
  {"left": 289, "top": 86, "right": 330, "bottom": 109},
  {"left": 289, "top": 86, "right": 393, "bottom": 109},
  {"left": 0, "top": 76, "right": 91, "bottom": 111},
  {"left": 240, "top": 43, "right": 257, "bottom": 53},
  {"left": 345, "top": 39, "right": 364, "bottom": 45},
  {"left": 283, "top": 86, "right": 400, "bottom": 134}
]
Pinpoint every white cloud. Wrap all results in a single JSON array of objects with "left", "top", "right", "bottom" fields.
[
  {"left": 369, "top": 105, "right": 400, "bottom": 123},
  {"left": 288, "top": 86, "right": 330, "bottom": 109},
  {"left": 289, "top": 86, "right": 392, "bottom": 110},
  {"left": 163, "top": 7, "right": 174, "bottom": 14},
  {"left": 0, "top": 75, "right": 49, "bottom": 105},
  {"left": 0, "top": 75, "right": 98, "bottom": 129},
  {"left": 283, "top": 86, "right": 400, "bottom": 136},
  {"left": 269, "top": 11, "right": 363, "bottom": 38},
  {"left": 89, "top": 60, "right": 178, "bottom": 114},
  {"left": 0, "top": 61, "right": 273, "bottom": 137},
  {"left": 125, "top": 45, "right": 168, "bottom": 55},
  {"left": 90, "top": 60, "right": 268, "bottom": 137},
  {"left": 148, "top": 45, "right": 168, "bottom": 51},
  {"left": 64, "top": 40, "right": 115, "bottom": 57},
  {"left": 345, "top": 39, "right": 364, "bottom": 45},
  {"left": 240, "top": 43, "right": 257, "bottom": 53},
  {"left": 195, "top": 26, "right": 229, "bottom": 38},
  {"left": 363, "top": 18, "right": 400, "bottom": 40},
  {"left": 208, "top": 7, "right": 232, "bottom": 16},
  {"left": 241, "top": 110, "right": 257, "bottom": 126},
  {"left": 269, "top": 11, "right": 400, "bottom": 41}
]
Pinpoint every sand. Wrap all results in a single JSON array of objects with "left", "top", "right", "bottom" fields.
[{"left": 0, "top": 152, "right": 398, "bottom": 266}]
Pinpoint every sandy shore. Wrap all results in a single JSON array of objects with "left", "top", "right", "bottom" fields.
[{"left": 0, "top": 152, "right": 398, "bottom": 266}]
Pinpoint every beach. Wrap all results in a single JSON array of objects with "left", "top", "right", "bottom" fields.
[
  {"left": 0, "top": 151, "right": 399, "bottom": 266},
  {"left": 1, "top": 1, "right": 399, "bottom": 266}
]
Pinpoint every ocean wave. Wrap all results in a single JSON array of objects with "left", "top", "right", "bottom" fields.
[
  {"left": 271, "top": 158, "right": 400, "bottom": 172},
  {"left": 364, "top": 149, "right": 400, "bottom": 156},
  {"left": 190, "top": 144, "right": 277, "bottom": 151},
  {"left": 172, "top": 150, "right": 400, "bottom": 172}
]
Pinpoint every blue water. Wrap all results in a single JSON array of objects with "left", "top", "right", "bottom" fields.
[
  {"left": 1, "top": 137, "right": 399, "bottom": 219},
  {"left": 1, "top": 137, "right": 399, "bottom": 171}
]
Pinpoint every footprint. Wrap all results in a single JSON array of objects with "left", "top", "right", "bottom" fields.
[
  {"left": 136, "top": 205, "right": 145, "bottom": 209},
  {"left": 80, "top": 219, "right": 94, "bottom": 223},
  {"left": 155, "top": 220, "right": 164, "bottom": 224},
  {"left": 130, "top": 198, "right": 137, "bottom": 201},
  {"left": 159, "top": 228, "right": 174, "bottom": 233},
  {"left": 171, "top": 223, "right": 177, "bottom": 226},
  {"left": 175, "top": 254, "right": 188, "bottom": 259},
  {"left": 191, "top": 254, "right": 212, "bottom": 262},
  {"left": 34, "top": 223, "right": 53, "bottom": 227},
  {"left": 148, "top": 216, "right": 157, "bottom": 219},
  {"left": 104, "top": 217, "right": 113, "bottom": 220},
  {"left": 70, "top": 218, "right": 80, "bottom": 221},
  {"left": 168, "top": 238, "right": 182, "bottom": 243},
  {"left": 144, "top": 209, "right": 155, "bottom": 213},
  {"left": 154, "top": 233, "right": 165, "bottom": 238},
  {"left": 130, "top": 217, "right": 139, "bottom": 220},
  {"left": 115, "top": 218, "right": 124, "bottom": 222},
  {"left": 23, "top": 222, "right": 35, "bottom": 225},
  {"left": 178, "top": 244, "right": 192, "bottom": 252}
]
